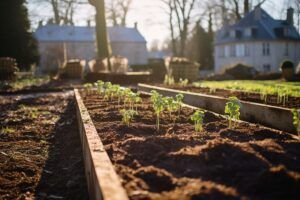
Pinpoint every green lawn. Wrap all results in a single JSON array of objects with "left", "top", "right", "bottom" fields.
[{"left": 193, "top": 80, "right": 300, "bottom": 98}]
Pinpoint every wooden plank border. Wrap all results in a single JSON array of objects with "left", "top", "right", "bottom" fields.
[
  {"left": 138, "top": 84, "right": 296, "bottom": 134},
  {"left": 74, "top": 89, "right": 129, "bottom": 200}
]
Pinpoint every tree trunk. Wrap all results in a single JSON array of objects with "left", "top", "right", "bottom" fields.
[
  {"left": 95, "top": 0, "right": 112, "bottom": 70},
  {"left": 169, "top": 5, "right": 177, "bottom": 56},
  {"left": 51, "top": 0, "right": 60, "bottom": 24},
  {"left": 233, "top": 0, "right": 241, "bottom": 20},
  {"left": 244, "top": 0, "right": 249, "bottom": 15}
]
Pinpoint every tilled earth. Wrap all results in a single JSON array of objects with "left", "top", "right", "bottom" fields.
[
  {"left": 82, "top": 92, "right": 300, "bottom": 200},
  {"left": 0, "top": 92, "right": 88, "bottom": 200}
]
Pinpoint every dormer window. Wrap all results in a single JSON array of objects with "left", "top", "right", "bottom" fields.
[
  {"left": 245, "top": 28, "right": 257, "bottom": 37},
  {"left": 230, "top": 30, "right": 235, "bottom": 38},
  {"left": 245, "top": 28, "right": 252, "bottom": 37},
  {"left": 235, "top": 30, "right": 242, "bottom": 38}
]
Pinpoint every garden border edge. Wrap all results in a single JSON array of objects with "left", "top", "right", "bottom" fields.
[{"left": 74, "top": 89, "right": 129, "bottom": 200}]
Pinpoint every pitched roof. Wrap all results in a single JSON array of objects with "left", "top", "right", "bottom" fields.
[
  {"left": 215, "top": 7, "right": 300, "bottom": 44},
  {"left": 34, "top": 24, "right": 147, "bottom": 43}
]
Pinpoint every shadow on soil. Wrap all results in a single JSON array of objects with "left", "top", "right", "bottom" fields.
[{"left": 35, "top": 99, "right": 89, "bottom": 200}]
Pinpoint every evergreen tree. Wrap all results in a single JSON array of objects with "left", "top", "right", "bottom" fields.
[{"left": 0, "top": 0, "right": 39, "bottom": 70}]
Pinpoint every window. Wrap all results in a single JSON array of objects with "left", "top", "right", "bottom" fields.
[
  {"left": 262, "top": 43, "right": 270, "bottom": 56},
  {"left": 284, "top": 43, "right": 289, "bottom": 56},
  {"left": 230, "top": 30, "right": 235, "bottom": 38},
  {"left": 230, "top": 45, "right": 236, "bottom": 57},
  {"left": 245, "top": 44, "right": 250, "bottom": 56},
  {"left": 245, "top": 28, "right": 252, "bottom": 37},
  {"left": 236, "top": 44, "right": 245, "bottom": 57},
  {"left": 219, "top": 46, "right": 225, "bottom": 58},
  {"left": 263, "top": 64, "right": 271, "bottom": 72},
  {"left": 225, "top": 46, "right": 230, "bottom": 57}
]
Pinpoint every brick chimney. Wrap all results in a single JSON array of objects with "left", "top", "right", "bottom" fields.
[
  {"left": 287, "top": 7, "right": 294, "bottom": 25},
  {"left": 254, "top": 6, "right": 261, "bottom": 20}
]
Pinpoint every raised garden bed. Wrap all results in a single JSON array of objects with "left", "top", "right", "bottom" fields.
[
  {"left": 138, "top": 84, "right": 297, "bottom": 133},
  {"left": 160, "top": 84, "right": 300, "bottom": 108},
  {"left": 78, "top": 88, "right": 300, "bottom": 200},
  {"left": 0, "top": 92, "right": 88, "bottom": 199},
  {"left": 0, "top": 78, "right": 80, "bottom": 95}
]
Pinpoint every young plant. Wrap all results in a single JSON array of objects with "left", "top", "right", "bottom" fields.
[
  {"left": 96, "top": 80, "right": 104, "bottom": 95},
  {"left": 164, "top": 74, "right": 175, "bottom": 86},
  {"left": 292, "top": 109, "right": 300, "bottom": 135},
  {"left": 164, "top": 97, "right": 179, "bottom": 123},
  {"left": 103, "top": 82, "right": 112, "bottom": 100},
  {"left": 84, "top": 83, "right": 93, "bottom": 95},
  {"left": 120, "top": 109, "right": 137, "bottom": 126},
  {"left": 191, "top": 109, "right": 205, "bottom": 132},
  {"left": 123, "top": 88, "right": 133, "bottom": 108},
  {"left": 116, "top": 88, "right": 125, "bottom": 106},
  {"left": 178, "top": 78, "right": 189, "bottom": 87},
  {"left": 175, "top": 93, "right": 184, "bottom": 117},
  {"left": 151, "top": 90, "right": 166, "bottom": 130},
  {"left": 133, "top": 92, "right": 142, "bottom": 111},
  {"left": 225, "top": 96, "right": 241, "bottom": 129}
]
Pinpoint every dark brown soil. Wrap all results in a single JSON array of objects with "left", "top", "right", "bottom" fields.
[
  {"left": 81, "top": 91, "right": 300, "bottom": 200},
  {"left": 159, "top": 85, "right": 300, "bottom": 108},
  {"left": 0, "top": 92, "right": 89, "bottom": 200}
]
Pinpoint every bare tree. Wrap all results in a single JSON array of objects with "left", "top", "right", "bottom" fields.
[
  {"left": 173, "top": 0, "right": 197, "bottom": 56},
  {"left": 29, "top": 0, "right": 88, "bottom": 25},
  {"left": 161, "top": 0, "right": 178, "bottom": 56},
  {"left": 106, "top": 0, "right": 133, "bottom": 26}
]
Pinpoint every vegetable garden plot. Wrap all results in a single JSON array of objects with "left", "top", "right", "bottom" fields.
[
  {"left": 0, "top": 92, "right": 88, "bottom": 200},
  {"left": 80, "top": 86, "right": 300, "bottom": 200},
  {"left": 139, "top": 84, "right": 297, "bottom": 133},
  {"left": 160, "top": 84, "right": 300, "bottom": 108}
]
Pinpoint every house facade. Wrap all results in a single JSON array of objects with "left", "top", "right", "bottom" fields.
[
  {"left": 214, "top": 7, "right": 300, "bottom": 74},
  {"left": 35, "top": 24, "right": 148, "bottom": 73}
]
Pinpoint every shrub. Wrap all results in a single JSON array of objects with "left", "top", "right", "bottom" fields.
[
  {"left": 280, "top": 60, "right": 294, "bottom": 70},
  {"left": 0, "top": 57, "right": 19, "bottom": 81}
]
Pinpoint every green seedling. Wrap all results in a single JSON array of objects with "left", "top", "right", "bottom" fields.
[
  {"left": 133, "top": 92, "right": 142, "bottom": 111},
  {"left": 164, "top": 74, "right": 175, "bottom": 86},
  {"left": 122, "top": 88, "right": 133, "bottom": 108},
  {"left": 116, "top": 88, "right": 125, "bottom": 106},
  {"left": 103, "top": 82, "right": 112, "bottom": 100},
  {"left": 178, "top": 78, "right": 189, "bottom": 87},
  {"left": 225, "top": 96, "right": 241, "bottom": 129},
  {"left": 96, "top": 80, "right": 104, "bottom": 95},
  {"left": 120, "top": 109, "right": 138, "bottom": 126},
  {"left": 84, "top": 83, "right": 93, "bottom": 95},
  {"left": 191, "top": 109, "right": 205, "bottom": 132},
  {"left": 164, "top": 97, "right": 180, "bottom": 123},
  {"left": 151, "top": 90, "right": 166, "bottom": 130},
  {"left": 1, "top": 127, "right": 14, "bottom": 134},
  {"left": 292, "top": 109, "right": 300, "bottom": 135},
  {"left": 175, "top": 93, "right": 184, "bottom": 117}
]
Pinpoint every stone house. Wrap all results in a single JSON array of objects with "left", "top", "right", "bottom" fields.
[
  {"left": 214, "top": 6, "right": 300, "bottom": 74},
  {"left": 34, "top": 24, "right": 148, "bottom": 73}
]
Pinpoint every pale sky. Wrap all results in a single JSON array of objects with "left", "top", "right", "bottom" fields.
[{"left": 29, "top": 0, "right": 293, "bottom": 48}]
